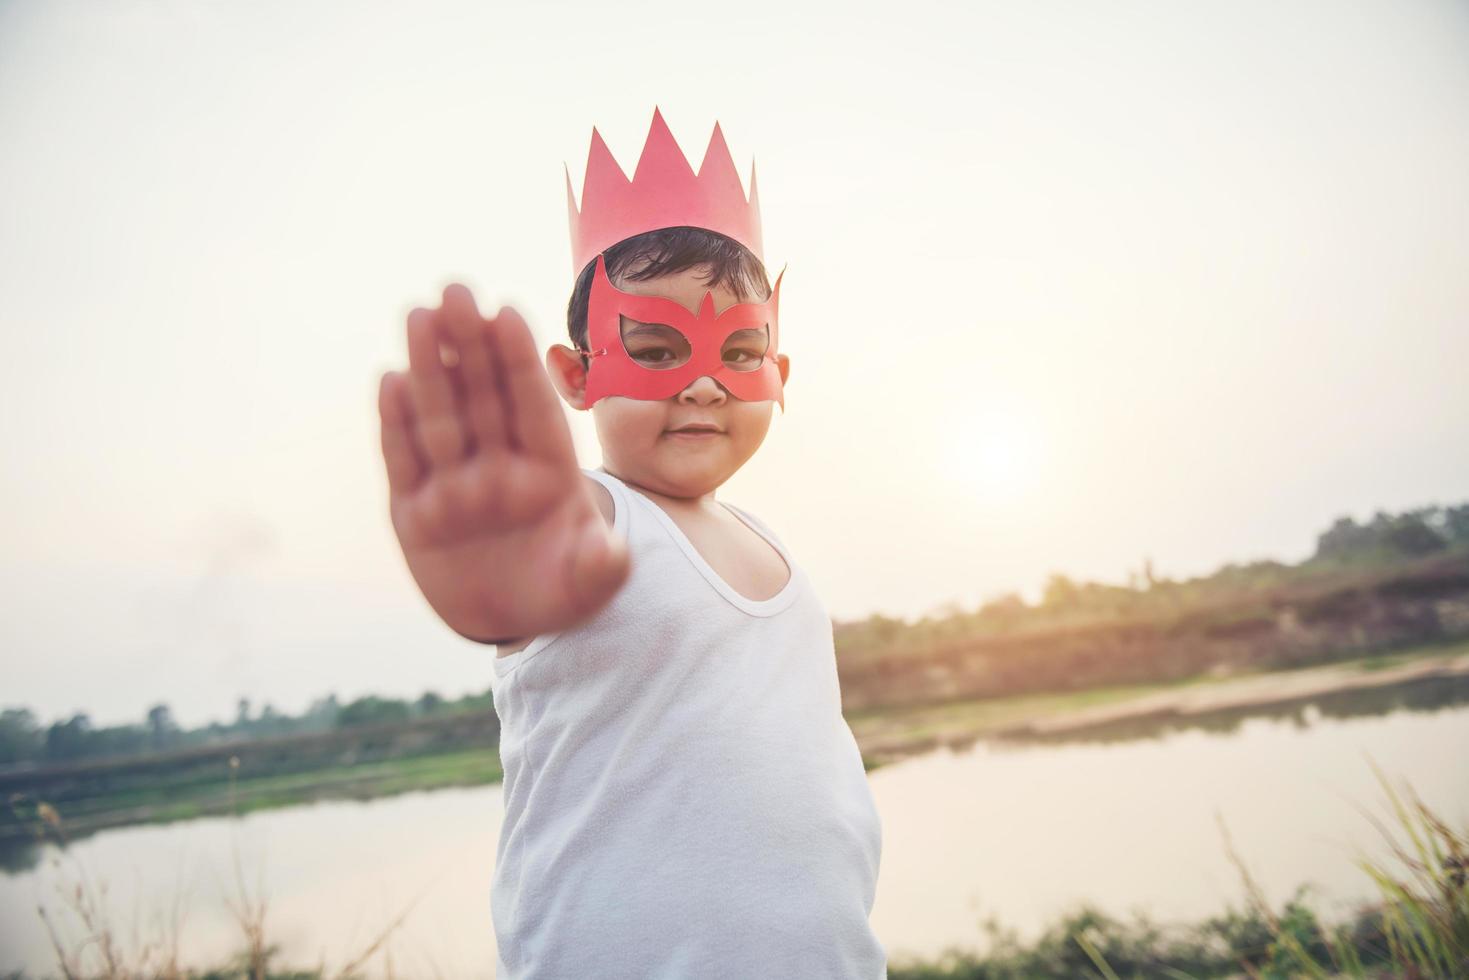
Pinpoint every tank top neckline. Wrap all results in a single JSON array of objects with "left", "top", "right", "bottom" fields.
[
  {"left": 492, "top": 469, "right": 804, "bottom": 678},
  {"left": 589, "top": 467, "right": 801, "bottom": 619}
]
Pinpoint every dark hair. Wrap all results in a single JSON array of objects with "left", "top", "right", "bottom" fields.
[{"left": 566, "top": 226, "right": 771, "bottom": 366}]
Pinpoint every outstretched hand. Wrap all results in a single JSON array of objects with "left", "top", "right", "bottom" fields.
[{"left": 378, "top": 283, "right": 629, "bottom": 643}]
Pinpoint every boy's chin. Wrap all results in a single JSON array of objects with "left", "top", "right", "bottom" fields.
[{"left": 644, "top": 455, "right": 742, "bottom": 498}]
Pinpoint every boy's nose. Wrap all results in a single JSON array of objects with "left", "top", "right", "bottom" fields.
[{"left": 676, "top": 374, "right": 728, "bottom": 405}]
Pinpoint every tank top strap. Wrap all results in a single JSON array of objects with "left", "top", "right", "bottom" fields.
[
  {"left": 583, "top": 467, "right": 633, "bottom": 534},
  {"left": 717, "top": 500, "right": 789, "bottom": 555},
  {"left": 583, "top": 470, "right": 788, "bottom": 556},
  {"left": 584, "top": 468, "right": 793, "bottom": 565}
]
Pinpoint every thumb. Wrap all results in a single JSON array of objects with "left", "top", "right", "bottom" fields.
[{"left": 563, "top": 517, "right": 631, "bottom": 617}]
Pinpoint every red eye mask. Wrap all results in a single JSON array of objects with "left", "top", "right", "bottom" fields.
[{"left": 578, "top": 254, "right": 785, "bottom": 409}]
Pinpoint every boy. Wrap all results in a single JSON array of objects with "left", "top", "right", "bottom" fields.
[{"left": 377, "top": 109, "right": 886, "bottom": 978}]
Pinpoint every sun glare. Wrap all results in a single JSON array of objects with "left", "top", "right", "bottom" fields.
[{"left": 943, "top": 411, "right": 1041, "bottom": 499}]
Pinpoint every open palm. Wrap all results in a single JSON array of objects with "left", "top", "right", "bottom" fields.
[{"left": 377, "top": 284, "right": 629, "bottom": 644}]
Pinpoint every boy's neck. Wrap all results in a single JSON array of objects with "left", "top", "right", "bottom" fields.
[{"left": 602, "top": 466, "right": 720, "bottom": 513}]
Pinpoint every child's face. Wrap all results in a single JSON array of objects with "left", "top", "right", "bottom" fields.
[{"left": 547, "top": 264, "right": 790, "bottom": 499}]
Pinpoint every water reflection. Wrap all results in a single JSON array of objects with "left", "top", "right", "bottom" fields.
[
  {"left": 868, "top": 694, "right": 1469, "bottom": 964},
  {"left": 1003, "top": 673, "right": 1469, "bottom": 747},
  {"left": 2, "top": 683, "right": 1466, "bottom": 977}
]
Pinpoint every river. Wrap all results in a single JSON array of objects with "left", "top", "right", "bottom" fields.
[{"left": 2, "top": 680, "right": 1466, "bottom": 977}]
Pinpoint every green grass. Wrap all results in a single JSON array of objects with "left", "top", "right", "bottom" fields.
[
  {"left": 207, "top": 749, "right": 505, "bottom": 818},
  {"left": 10, "top": 750, "right": 504, "bottom": 840},
  {"left": 1349, "top": 640, "right": 1469, "bottom": 672}
]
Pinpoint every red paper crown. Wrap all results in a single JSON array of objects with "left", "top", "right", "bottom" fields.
[{"left": 565, "top": 107, "right": 764, "bottom": 276}]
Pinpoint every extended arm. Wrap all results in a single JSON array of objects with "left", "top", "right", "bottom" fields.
[{"left": 377, "top": 284, "right": 629, "bottom": 643}]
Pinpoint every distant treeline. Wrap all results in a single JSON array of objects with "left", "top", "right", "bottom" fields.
[
  {"left": 3, "top": 500, "right": 1466, "bottom": 771},
  {"left": 835, "top": 502, "right": 1469, "bottom": 711},
  {"left": 0, "top": 688, "right": 495, "bottom": 770},
  {"left": 835, "top": 500, "right": 1469, "bottom": 666}
]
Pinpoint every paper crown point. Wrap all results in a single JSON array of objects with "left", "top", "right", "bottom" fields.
[{"left": 566, "top": 107, "right": 764, "bottom": 276}]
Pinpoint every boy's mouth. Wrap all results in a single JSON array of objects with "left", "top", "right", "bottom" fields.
[{"left": 666, "top": 422, "right": 724, "bottom": 437}]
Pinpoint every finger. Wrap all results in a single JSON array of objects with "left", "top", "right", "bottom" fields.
[
  {"left": 378, "top": 371, "right": 426, "bottom": 496},
  {"left": 489, "top": 306, "right": 575, "bottom": 462},
  {"left": 405, "top": 306, "right": 469, "bottom": 468},
  {"left": 562, "top": 515, "right": 631, "bottom": 620},
  {"left": 440, "top": 283, "right": 510, "bottom": 453},
  {"left": 439, "top": 359, "right": 476, "bottom": 455}
]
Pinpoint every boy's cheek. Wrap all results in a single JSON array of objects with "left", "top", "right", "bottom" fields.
[{"left": 592, "top": 399, "right": 671, "bottom": 440}]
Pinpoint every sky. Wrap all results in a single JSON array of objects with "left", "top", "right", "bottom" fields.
[{"left": 2, "top": 0, "right": 1467, "bottom": 728}]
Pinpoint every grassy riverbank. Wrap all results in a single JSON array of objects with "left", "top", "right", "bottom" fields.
[
  {"left": 159, "top": 748, "right": 504, "bottom": 822},
  {"left": 849, "top": 639, "right": 1469, "bottom": 766},
  {"left": 16, "top": 766, "right": 1466, "bottom": 979},
  {"left": 5, "top": 641, "right": 1467, "bottom": 862}
]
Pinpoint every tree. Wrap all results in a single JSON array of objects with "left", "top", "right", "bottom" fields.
[
  {"left": 1315, "top": 516, "right": 1371, "bottom": 560},
  {"left": 146, "top": 703, "right": 178, "bottom": 750},
  {"left": 1384, "top": 511, "right": 1447, "bottom": 557},
  {"left": 0, "top": 707, "right": 42, "bottom": 765},
  {"left": 975, "top": 593, "right": 1029, "bottom": 632},
  {"left": 1446, "top": 504, "right": 1469, "bottom": 545},
  {"left": 337, "top": 696, "right": 411, "bottom": 728},
  {"left": 45, "top": 713, "right": 93, "bottom": 761},
  {"left": 302, "top": 694, "right": 340, "bottom": 732},
  {"left": 1042, "top": 573, "right": 1080, "bottom": 609},
  {"left": 255, "top": 702, "right": 291, "bottom": 736}
]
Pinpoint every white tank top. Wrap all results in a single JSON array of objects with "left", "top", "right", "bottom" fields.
[{"left": 488, "top": 467, "right": 886, "bottom": 978}]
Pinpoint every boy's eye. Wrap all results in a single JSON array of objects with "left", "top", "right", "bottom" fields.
[
  {"left": 720, "top": 325, "right": 769, "bottom": 373},
  {"left": 722, "top": 348, "right": 763, "bottom": 366},
  {"left": 620, "top": 316, "right": 690, "bottom": 370},
  {"left": 615, "top": 319, "right": 771, "bottom": 372}
]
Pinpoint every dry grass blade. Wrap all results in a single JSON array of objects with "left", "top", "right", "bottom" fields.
[
  {"left": 1216, "top": 810, "right": 1333, "bottom": 979},
  {"left": 330, "top": 869, "right": 441, "bottom": 980},
  {"left": 1073, "top": 927, "right": 1123, "bottom": 980}
]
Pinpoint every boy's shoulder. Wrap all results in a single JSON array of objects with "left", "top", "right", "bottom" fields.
[{"left": 582, "top": 472, "right": 614, "bottom": 525}]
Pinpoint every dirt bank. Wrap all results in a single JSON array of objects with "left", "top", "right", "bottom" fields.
[{"left": 850, "top": 647, "right": 1469, "bottom": 766}]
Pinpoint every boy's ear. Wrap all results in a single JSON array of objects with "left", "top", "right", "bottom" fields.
[
  {"left": 546, "top": 344, "right": 590, "bottom": 411},
  {"left": 776, "top": 353, "right": 790, "bottom": 386}
]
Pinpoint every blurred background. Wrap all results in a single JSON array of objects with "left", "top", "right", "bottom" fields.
[{"left": 2, "top": 0, "right": 1467, "bottom": 976}]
